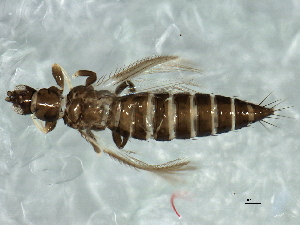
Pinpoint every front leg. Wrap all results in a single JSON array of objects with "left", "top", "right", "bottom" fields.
[
  {"left": 115, "top": 80, "right": 136, "bottom": 95},
  {"left": 52, "top": 64, "right": 73, "bottom": 90},
  {"left": 31, "top": 115, "right": 57, "bottom": 133},
  {"left": 73, "top": 70, "right": 97, "bottom": 86}
]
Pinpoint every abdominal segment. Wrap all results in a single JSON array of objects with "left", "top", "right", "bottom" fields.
[{"left": 108, "top": 93, "right": 274, "bottom": 142}]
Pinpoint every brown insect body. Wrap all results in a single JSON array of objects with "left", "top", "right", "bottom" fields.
[{"left": 5, "top": 56, "right": 275, "bottom": 172}]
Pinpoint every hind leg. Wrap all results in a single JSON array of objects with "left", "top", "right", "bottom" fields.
[
  {"left": 112, "top": 130, "right": 130, "bottom": 149},
  {"left": 115, "top": 81, "right": 136, "bottom": 95}
]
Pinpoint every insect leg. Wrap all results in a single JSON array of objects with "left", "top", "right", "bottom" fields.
[
  {"left": 31, "top": 115, "right": 57, "bottom": 133},
  {"left": 115, "top": 80, "right": 136, "bottom": 95},
  {"left": 73, "top": 70, "right": 97, "bottom": 86},
  {"left": 112, "top": 130, "right": 129, "bottom": 149},
  {"left": 52, "top": 64, "right": 72, "bottom": 90}
]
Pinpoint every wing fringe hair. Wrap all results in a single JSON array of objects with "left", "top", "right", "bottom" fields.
[
  {"left": 97, "top": 55, "right": 202, "bottom": 87},
  {"left": 102, "top": 147, "right": 196, "bottom": 173}
]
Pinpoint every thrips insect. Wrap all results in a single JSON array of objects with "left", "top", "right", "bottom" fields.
[{"left": 5, "top": 56, "right": 278, "bottom": 172}]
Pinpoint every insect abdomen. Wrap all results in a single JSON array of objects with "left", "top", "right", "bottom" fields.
[{"left": 108, "top": 93, "right": 274, "bottom": 141}]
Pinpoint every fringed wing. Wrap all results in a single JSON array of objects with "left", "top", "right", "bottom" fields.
[
  {"left": 102, "top": 147, "right": 196, "bottom": 173},
  {"left": 97, "top": 55, "right": 202, "bottom": 89},
  {"left": 80, "top": 128, "right": 196, "bottom": 173}
]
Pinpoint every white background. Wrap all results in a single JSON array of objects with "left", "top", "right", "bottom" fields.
[{"left": 1, "top": 0, "right": 300, "bottom": 224}]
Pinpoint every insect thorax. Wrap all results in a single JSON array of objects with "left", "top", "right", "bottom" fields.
[{"left": 63, "top": 85, "right": 115, "bottom": 130}]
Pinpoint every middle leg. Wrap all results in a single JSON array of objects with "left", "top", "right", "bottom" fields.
[{"left": 73, "top": 70, "right": 97, "bottom": 86}]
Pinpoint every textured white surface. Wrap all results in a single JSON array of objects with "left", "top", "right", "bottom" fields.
[{"left": 1, "top": 0, "right": 300, "bottom": 224}]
